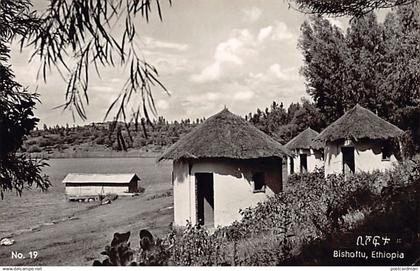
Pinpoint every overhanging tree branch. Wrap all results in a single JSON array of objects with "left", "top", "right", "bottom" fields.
[
  {"left": 289, "top": 0, "right": 418, "bottom": 17},
  {"left": 20, "top": 0, "right": 172, "bottom": 125}
]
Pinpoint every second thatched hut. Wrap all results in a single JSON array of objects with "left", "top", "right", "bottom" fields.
[
  {"left": 314, "top": 104, "right": 404, "bottom": 177},
  {"left": 285, "top": 127, "right": 323, "bottom": 174},
  {"left": 158, "top": 108, "right": 290, "bottom": 228}
]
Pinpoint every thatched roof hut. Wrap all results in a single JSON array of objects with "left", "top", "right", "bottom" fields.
[
  {"left": 286, "top": 127, "right": 321, "bottom": 150},
  {"left": 158, "top": 108, "right": 290, "bottom": 161},
  {"left": 315, "top": 104, "right": 403, "bottom": 144},
  {"left": 165, "top": 108, "right": 290, "bottom": 228}
]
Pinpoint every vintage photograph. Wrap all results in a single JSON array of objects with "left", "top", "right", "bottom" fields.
[{"left": 0, "top": 0, "right": 419, "bottom": 268}]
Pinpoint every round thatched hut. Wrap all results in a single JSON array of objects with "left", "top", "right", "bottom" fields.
[
  {"left": 285, "top": 127, "right": 323, "bottom": 174},
  {"left": 158, "top": 108, "right": 290, "bottom": 227},
  {"left": 314, "top": 104, "right": 403, "bottom": 177}
]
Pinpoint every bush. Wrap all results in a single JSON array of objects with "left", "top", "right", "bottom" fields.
[
  {"left": 137, "top": 186, "right": 146, "bottom": 194},
  {"left": 38, "top": 138, "right": 54, "bottom": 147},
  {"left": 94, "top": 136, "right": 107, "bottom": 145},
  {"left": 167, "top": 223, "right": 230, "bottom": 265},
  {"left": 146, "top": 191, "right": 171, "bottom": 201},
  {"left": 93, "top": 232, "right": 135, "bottom": 266},
  {"left": 93, "top": 230, "right": 171, "bottom": 266},
  {"left": 287, "top": 164, "right": 420, "bottom": 265},
  {"left": 25, "top": 139, "right": 37, "bottom": 145},
  {"left": 27, "top": 145, "right": 42, "bottom": 153}
]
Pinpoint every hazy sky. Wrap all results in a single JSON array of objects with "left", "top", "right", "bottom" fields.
[{"left": 10, "top": 0, "right": 350, "bottom": 126}]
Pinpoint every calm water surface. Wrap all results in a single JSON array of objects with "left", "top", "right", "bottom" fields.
[{"left": 0, "top": 157, "right": 172, "bottom": 236}]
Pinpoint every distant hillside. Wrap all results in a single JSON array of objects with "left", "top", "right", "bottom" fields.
[
  {"left": 22, "top": 99, "right": 325, "bottom": 157},
  {"left": 22, "top": 117, "right": 201, "bottom": 158}
]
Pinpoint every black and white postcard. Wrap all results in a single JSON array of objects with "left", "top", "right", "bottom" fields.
[{"left": 0, "top": 0, "right": 419, "bottom": 269}]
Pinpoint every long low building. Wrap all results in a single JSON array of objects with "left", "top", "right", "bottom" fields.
[{"left": 62, "top": 173, "right": 140, "bottom": 200}]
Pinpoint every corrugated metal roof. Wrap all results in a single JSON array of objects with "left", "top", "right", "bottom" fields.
[{"left": 62, "top": 173, "right": 140, "bottom": 184}]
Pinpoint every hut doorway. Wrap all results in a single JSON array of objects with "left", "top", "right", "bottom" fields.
[
  {"left": 300, "top": 154, "right": 308, "bottom": 173},
  {"left": 342, "top": 147, "right": 355, "bottom": 176},
  {"left": 289, "top": 157, "right": 294, "bottom": 174},
  {"left": 195, "top": 173, "right": 214, "bottom": 226}
]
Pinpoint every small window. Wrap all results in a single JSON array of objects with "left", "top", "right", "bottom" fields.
[
  {"left": 382, "top": 146, "right": 392, "bottom": 161},
  {"left": 252, "top": 172, "right": 266, "bottom": 193}
]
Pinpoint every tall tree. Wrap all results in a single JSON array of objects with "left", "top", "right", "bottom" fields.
[
  {"left": 298, "top": 16, "right": 348, "bottom": 123},
  {"left": 246, "top": 99, "right": 324, "bottom": 144},
  {"left": 382, "top": 4, "right": 420, "bottom": 155},
  {"left": 381, "top": 4, "right": 420, "bottom": 120},
  {"left": 298, "top": 5, "right": 420, "bottom": 154},
  {"left": 343, "top": 13, "right": 386, "bottom": 116},
  {"left": 289, "top": 99, "right": 325, "bottom": 132}
]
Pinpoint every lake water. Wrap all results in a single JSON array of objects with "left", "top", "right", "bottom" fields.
[{"left": 0, "top": 157, "right": 172, "bottom": 237}]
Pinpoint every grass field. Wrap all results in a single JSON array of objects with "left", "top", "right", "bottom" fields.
[{"left": 0, "top": 157, "right": 174, "bottom": 266}]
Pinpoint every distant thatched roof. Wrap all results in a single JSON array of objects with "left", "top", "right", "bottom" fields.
[
  {"left": 158, "top": 108, "right": 290, "bottom": 161},
  {"left": 62, "top": 173, "right": 140, "bottom": 184},
  {"left": 286, "top": 128, "right": 321, "bottom": 150},
  {"left": 315, "top": 104, "right": 403, "bottom": 143}
]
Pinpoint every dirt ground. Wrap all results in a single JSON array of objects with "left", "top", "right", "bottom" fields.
[{"left": 0, "top": 183, "right": 173, "bottom": 266}]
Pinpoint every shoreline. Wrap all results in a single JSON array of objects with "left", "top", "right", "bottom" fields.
[
  {"left": 23, "top": 150, "right": 163, "bottom": 159},
  {"left": 1, "top": 203, "right": 99, "bottom": 239}
]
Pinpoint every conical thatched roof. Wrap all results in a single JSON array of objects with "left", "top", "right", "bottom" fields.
[
  {"left": 315, "top": 104, "right": 403, "bottom": 143},
  {"left": 286, "top": 127, "right": 321, "bottom": 150},
  {"left": 158, "top": 108, "right": 290, "bottom": 161}
]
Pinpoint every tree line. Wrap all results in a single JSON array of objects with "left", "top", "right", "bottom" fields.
[
  {"left": 245, "top": 99, "right": 325, "bottom": 144},
  {"left": 24, "top": 97, "right": 327, "bottom": 154},
  {"left": 24, "top": 117, "right": 208, "bottom": 153}
]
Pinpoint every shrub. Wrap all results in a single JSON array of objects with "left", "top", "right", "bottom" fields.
[
  {"left": 27, "top": 145, "right": 42, "bottom": 153},
  {"left": 94, "top": 136, "right": 106, "bottom": 145},
  {"left": 137, "top": 186, "right": 146, "bottom": 194},
  {"left": 38, "top": 138, "right": 53, "bottom": 147},
  {"left": 146, "top": 191, "right": 171, "bottom": 201},
  {"left": 94, "top": 230, "right": 171, "bottom": 266},
  {"left": 167, "top": 223, "right": 228, "bottom": 265},
  {"left": 25, "top": 139, "right": 37, "bottom": 145},
  {"left": 136, "top": 229, "right": 171, "bottom": 266},
  {"left": 93, "top": 232, "right": 135, "bottom": 266},
  {"left": 287, "top": 161, "right": 420, "bottom": 265}
]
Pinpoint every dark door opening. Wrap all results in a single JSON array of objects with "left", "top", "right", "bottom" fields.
[
  {"left": 342, "top": 147, "right": 355, "bottom": 176},
  {"left": 195, "top": 173, "right": 214, "bottom": 226},
  {"left": 300, "top": 154, "right": 308, "bottom": 173},
  {"left": 289, "top": 157, "right": 294, "bottom": 174}
]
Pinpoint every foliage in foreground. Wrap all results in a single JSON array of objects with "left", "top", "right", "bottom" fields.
[
  {"left": 0, "top": 4, "right": 50, "bottom": 198},
  {"left": 94, "top": 159, "right": 420, "bottom": 265}
]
